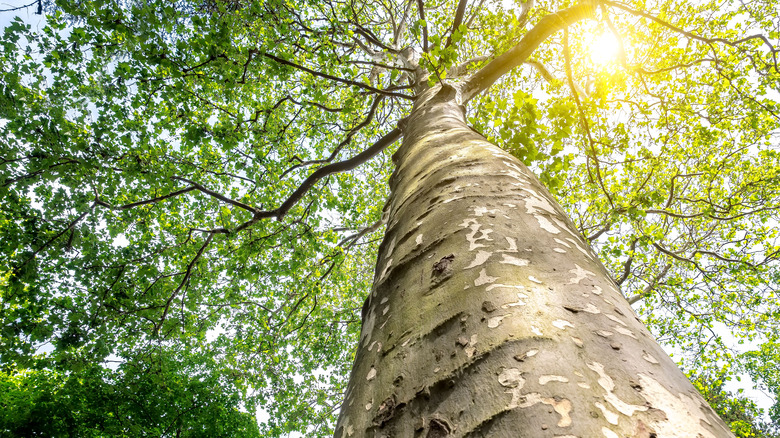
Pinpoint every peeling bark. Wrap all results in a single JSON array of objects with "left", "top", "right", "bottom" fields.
[{"left": 335, "top": 86, "right": 735, "bottom": 437}]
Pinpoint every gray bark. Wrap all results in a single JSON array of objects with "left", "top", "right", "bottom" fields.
[{"left": 334, "top": 85, "right": 734, "bottom": 437}]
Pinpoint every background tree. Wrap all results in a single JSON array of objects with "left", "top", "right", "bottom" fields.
[
  {"left": 0, "top": 0, "right": 778, "bottom": 435},
  {"left": 692, "top": 373, "right": 780, "bottom": 438}
]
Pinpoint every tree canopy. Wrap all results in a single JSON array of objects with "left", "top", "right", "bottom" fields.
[{"left": 0, "top": 0, "right": 778, "bottom": 435}]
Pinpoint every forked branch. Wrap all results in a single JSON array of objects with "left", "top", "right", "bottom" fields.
[
  {"left": 95, "top": 186, "right": 197, "bottom": 210},
  {"left": 171, "top": 176, "right": 258, "bottom": 214},
  {"left": 280, "top": 96, "right": 386, "bottom": 178}
]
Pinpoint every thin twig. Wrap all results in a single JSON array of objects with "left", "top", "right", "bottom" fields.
[
  {"left": 0, "top": 0, "right": 38, "bottom": 12},
  {"left": 156, "top": 233, "right": 215, "bottom": 336},
  {"left": 16, "top": 205, "right": 94, "bottom": 271},
  {"left": 263, "top": 53, "right": 414, "bottom": 100},
  {"left": 563, "top": 28, "right": 614, "bottom": 208},
  {"left": 95, "top": 186, "right": 197, "bottom": 210},
  {"left": 171, "top": 176, "right": 258, "bottom": 214}
]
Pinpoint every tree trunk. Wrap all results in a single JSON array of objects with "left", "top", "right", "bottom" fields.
[{"left": 335, "top": 85, "right": 734, "bottom": 437}]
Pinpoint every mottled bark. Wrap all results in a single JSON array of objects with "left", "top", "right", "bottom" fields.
[{"left": 334, "top": 86, "right": 734, "bottom": 437}]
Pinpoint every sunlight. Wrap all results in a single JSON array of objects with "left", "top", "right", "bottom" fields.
[{"left": 589, "top": 32, "right": 620, "bottom": 66}]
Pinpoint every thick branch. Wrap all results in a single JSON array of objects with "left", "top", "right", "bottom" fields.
[
  {"left": 563, "top": 28, "right": 614, "bottom": 208},
  {"left": 525, "top": 60, "right": 555, "bottom": 82},
  {"left": 517, "top": 0, "right": 535, "bottom": 27},
  {"left": 443, "top": 0, "right": 469, "bottom": 50},
  {"left": 219, "top": 129, "right": 402, "bottom": 233},
  {"left": 448, "top": 55, "right": 489, "bottom": 77},
  {"left": 416, "top": 0, "right": 429, "bottom": 52},
  {"left": 464, "top": 0, "right": 487, "bottom": 28},
  {"left": 462, "top": 0, "right": 597, "bottom": 101}
]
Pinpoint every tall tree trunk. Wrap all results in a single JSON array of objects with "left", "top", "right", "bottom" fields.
[{"left": 335, "top": 85, "right": 734, "bottom": 437}]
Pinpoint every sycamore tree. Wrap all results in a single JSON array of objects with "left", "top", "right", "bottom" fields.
[{"left": 0, "top": 0, "right": 778, "bottom": 435}]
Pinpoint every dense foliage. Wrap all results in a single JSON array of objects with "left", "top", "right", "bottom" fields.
[
  {"left": 1, "top": 0, "right": 778, "bottom": 435},
  {"left": 693, "top": 373, "right": 780, "bottom": 438}
]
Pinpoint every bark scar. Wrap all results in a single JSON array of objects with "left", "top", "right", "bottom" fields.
[
  {"left": 372, "top": 395, "right": 404, "bottom": 427},
  {"left": 431, "top": 254, "right": 455, "bottom": 286},
  {"left": 426, "top": 417, "right": 453, "bottom": 437}
]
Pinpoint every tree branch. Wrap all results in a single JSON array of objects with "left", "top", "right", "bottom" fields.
[
  {"left": 96, "top": 186, "right": 198, "bottom": 210},
  {"left": 17, "top": 205, "right": 94, "bottom": 271},
  {"left": 416, "top": 0, "right": 429, "bottom": 52},
  {"left": 393, "top": 0, "right": 415, "bottom": 48},
  {"left": 447, "top": 55, "right": 489, "bottom": 77},
  {"left": 462, "top": 0, "right": 597, "bottom": 102},
  {"left": 586, "top": 220, "right": 612, "bottom": 242},
  {"left": 352, "top": 24, "right": 397, "bottom": 53},
  {"left": 288, "top": 96, "right": 344, "bottom": 113},
  {"left": 517, "top": 0, "right": 535, "bottom": 27},
  {"left": 464, "top": 0, "right": 488, "bottom": 28},
  {"left": 280, "top": 96, "right": 386, "bottom": 178},
  {"left": 603, "top": 0, "right": 779, "bottom": 72},
  {"left": 155, "top": 233, "right": 215, "bottom": 337},
  {"left": 615, "top": 238, "right": 638, "bottom": 285},
  {"left": 524, "top": 59, "right": 588, "bottom": 95},
  {"left": 171, "top": 176, "right": 258, "bottom": 214},
  {"left": 443, "top": 0, "right": 469, "bottom": 50},
  {"left": 272, "top": 127, "right": 403, "bottom": 220},
  {"left": 563, "top": 28, "right": 614, "bottom": 208},
  {"left": 0, "top": 0, "right": 38, "bottom": 12},
  {"left": 228, "top": 128, "right": 402, "bottom": 232},
  {"left": 525, "top": 60, "right": 555, "bottom": 82},
  {"left": 627, "top": 263, "right": 671, "bottom": 305},
  {"left": 263, "top": 53, "right": 414, "bottom": 100},
  {"left": 338, "top": 216, "right": 387, "bottom": 248}
]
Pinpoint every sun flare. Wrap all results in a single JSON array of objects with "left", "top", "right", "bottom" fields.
[{"left": 589, "top": 32, "right": 620, "bottom": 66}]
